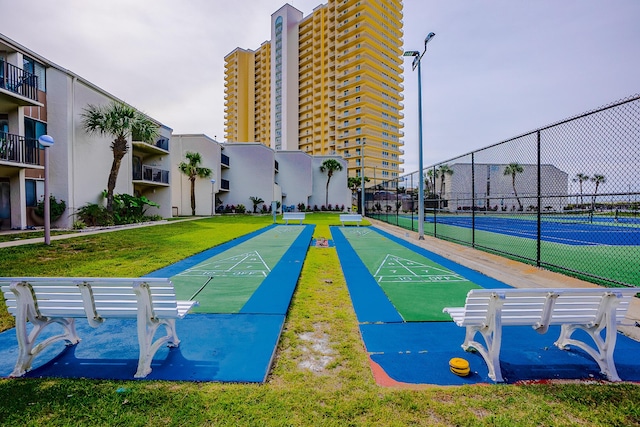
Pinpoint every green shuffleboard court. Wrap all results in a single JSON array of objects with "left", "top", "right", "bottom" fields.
[
  {"left": 171, "top": 226, "right": 305, "bottom": 313},
  {"left": 340, "top": 227, "right": 481, "bottom": 321}
]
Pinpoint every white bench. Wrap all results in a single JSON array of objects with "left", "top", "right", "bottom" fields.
[
  {"left": 1, "top": 277, "right": 198, "bottom": 378},
  {"left": 443, "top": 287, "right": 639, "bottom": 382},
  {"left": 340, "top": 213, "right": 363, "bottom": 226},
  {"left": 283, "top": 212, "right": 305, "bottom": 225}
]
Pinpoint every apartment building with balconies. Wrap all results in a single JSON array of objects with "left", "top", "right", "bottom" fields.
[{"left": 0, "top": 33, "right": 172, "bottom": 230}]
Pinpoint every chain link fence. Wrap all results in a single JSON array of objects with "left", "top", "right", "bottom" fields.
[{"left": 367, "top": 94, "right": 640, "bottom": 287}]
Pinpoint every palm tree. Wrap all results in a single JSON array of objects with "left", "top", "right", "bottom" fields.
[
  {"left": 249, "top": 196, "right": 265, "bottom": 213},
  {"left": 320, "top": 159, "right": 343, "bottom": 207},
  {"left": 348, "top": 176, "right": 369, "bottom": 192},
  {"left": 573, "top": 173, "right": 590, "bottom": 207},
  {"left": 348, "top": 175, "right": 369, "bottom": 211},
  {"left": 437, "top": 164, "right": 454, "bottom": 208},
  {"left": 82, "top": 102, "right": 159, "bottom": 212},
  {"left": 425, "top": 169, "right": 436, "bottom": 196},
  {"left": 178, "top": 151, "right": 212, "bottom": 216},
  {"left": 504, "top": 162, "right": 524, "bottom": 211},
  {"left": 590, "top": 174, "right": 606, "bottom": 212}
]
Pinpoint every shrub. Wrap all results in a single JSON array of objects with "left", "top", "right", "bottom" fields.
[
  {"left": 75, "top": 193, "right": 160, "bottom": 226},
  {"left": 34, "top": 195, "right": 66, "bottom": 221},
  {"left": 111, "top": 193, "right": 159, "bottom": 225},
  {"left": 297, "top": 203, "right": 306, "bottom": 211},
  {"left": 236, "top": 204, "right": 246, "bottom": 214},
  {"left": 75, "top": 203, "right": 113, "bottom": 227}
]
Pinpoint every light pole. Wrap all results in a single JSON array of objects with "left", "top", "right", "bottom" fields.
[
  {"left": 210, "top": 179, "right": 216, "bottom": 216},
  {"left": 38, "top": 135, "right": 55, "bottom": 245},
  {"left": 360, "top": 142, "right": 365, "bottom": 215},
  {"left": 404, "top": 32, "right": 435, "bottom": 240}
]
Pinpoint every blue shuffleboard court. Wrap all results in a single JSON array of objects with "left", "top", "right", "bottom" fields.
[
  {"left": 0, "top": 225, "right": 314, "bottom": 382},
  {"left": 333, "top": 226, "right": 640, "bottom": 386},
  {"left": 422, "top": 213, "right": 640, "bottom": 246}
]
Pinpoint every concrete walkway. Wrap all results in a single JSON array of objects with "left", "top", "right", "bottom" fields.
[{"left": 0, "top": 217, "right": 203, "bottom": 248}]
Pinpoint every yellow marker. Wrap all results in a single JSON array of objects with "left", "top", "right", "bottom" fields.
[{"left": 449, "top": 357, "right": 471, "bottom": 377}]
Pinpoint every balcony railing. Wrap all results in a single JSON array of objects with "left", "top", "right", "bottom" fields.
[
  {"left": 0, "top": 60, "right": 39, "bottom": 102},
  {"left": 133, "top": 165, "right": 169, "bottom": 184},
  {"left": 155, "top": 138, "right": 169, "bottom": 151},
  {"left": 0, "top": 132, "right": 42, "bottom": 166}
]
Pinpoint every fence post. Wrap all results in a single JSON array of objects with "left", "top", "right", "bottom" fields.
[
  {"left": 471, "top": 153, "right": 476, "bottom": 248},
  {"left": 432, "top": 166, "right": 437, "bottom": 238},
  {"left": 537, "top": 130, "right": 542, "bottom": 267}
]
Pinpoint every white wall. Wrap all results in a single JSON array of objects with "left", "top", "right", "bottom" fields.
[
  {"left": 171, "top": 134, "right": 221, "bottom": 216},
  {"left": 220, "top": 143, "right": 276, "bottom": 212},
  {"left": 275, "top": 150, "right": 312, "bottom": 210},
  {"left": 45, "top": 67, "right": 173, "bottom": 227},
  {"left": 310, "top": 156, "right": 350, "bottom": 210}
]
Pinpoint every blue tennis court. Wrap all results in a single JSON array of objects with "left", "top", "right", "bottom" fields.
[{"left": 424, "top": 214, "right": 640, "bottom": 246}]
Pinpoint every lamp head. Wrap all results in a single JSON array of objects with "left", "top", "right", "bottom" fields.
[
  {"left": 403, "top": 50, "right": 419, "bottom": 57},
  {"left": 424, "top": 32, "right": 436, "bottom": 46},
  {"left": 38, "top": 134, "right": 54, "bottom": 148}
]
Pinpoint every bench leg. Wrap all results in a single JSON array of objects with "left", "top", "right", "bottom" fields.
[
  {"left": 134, "top": 282, "right": 181, "bottom": 378},
  {"left": 9, "top": 282, "right": 80, "bottom": 377},
  {"left": 554, "top": 296, "right": 621, "bottom": 381},
  {"left": 135, "top": 316, "right": 180, "bottom": 378},
  {"left": 462, "top": 324, "right": 504, "bottom": 382}
]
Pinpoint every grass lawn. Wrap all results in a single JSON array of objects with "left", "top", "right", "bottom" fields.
[{"left": 1, "top": 213, "right": 639, "bottom": 426}]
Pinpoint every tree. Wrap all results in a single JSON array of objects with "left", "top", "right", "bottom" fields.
[
  {"left": 425, "top": 169, "right": 436, "bottom": 196},
  {"left": 437, "top": 164, "right": 454, "bottom": 208},
  {"left": 320, "top": 159, "right": 343, "bottom": 207},
  {"left": 82, "top": 102, "right": 159, "bottom": 213},
  {"left": 178, "top": 151, "right": 212, "bottom": 216},
  {"left": 573, "top": 173, "right": 590, "bottom": 206},
  {"left": 249, "top": 196, "right": 265, "bottom": 214},
  {"left": 590, "top": 174, "right": 606, "bottom": 211},
  {"left": 504, "top": 162, "right": 524, "bottom": 211},
  {"left": 348, "top": 176, "right": 369, "bottom": 192}
]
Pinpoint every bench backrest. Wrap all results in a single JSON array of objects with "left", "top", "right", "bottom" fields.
[
  {"left": 460, "top": 287, "right": 638, "bottom": 327},
  {"left": 1, "top": 277, "right": 181, "bottom": 319},
  {"left": 283, "top": 213, "right": 305, "bottom": 218},
  {"left": 340, "top": 214, "right": 362, "bottom": 220}
]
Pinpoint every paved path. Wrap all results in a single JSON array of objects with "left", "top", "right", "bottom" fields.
[{"left": 0, "top": 217, "right": 203, "bottom": 248}]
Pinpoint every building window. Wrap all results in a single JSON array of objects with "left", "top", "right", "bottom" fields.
[{"left": 23, "top": 56, "right": 46, "bottom": 92}]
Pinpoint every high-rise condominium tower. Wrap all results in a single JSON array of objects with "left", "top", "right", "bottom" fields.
[{"left": 224, "top": 0, "right": 404, "bottom": 186}]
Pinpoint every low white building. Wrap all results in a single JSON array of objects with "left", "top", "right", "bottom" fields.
[{"left": 442, "top": 163, "right": 569, "bottom": 212}]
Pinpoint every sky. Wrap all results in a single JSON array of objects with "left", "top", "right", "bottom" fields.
[{"left": 0, "top": 0, "right": 638, "bottom": 174}]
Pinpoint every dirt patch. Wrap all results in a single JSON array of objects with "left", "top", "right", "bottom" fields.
[{"left": 297, "top": 324, "right": 335, "bottom": 373}]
